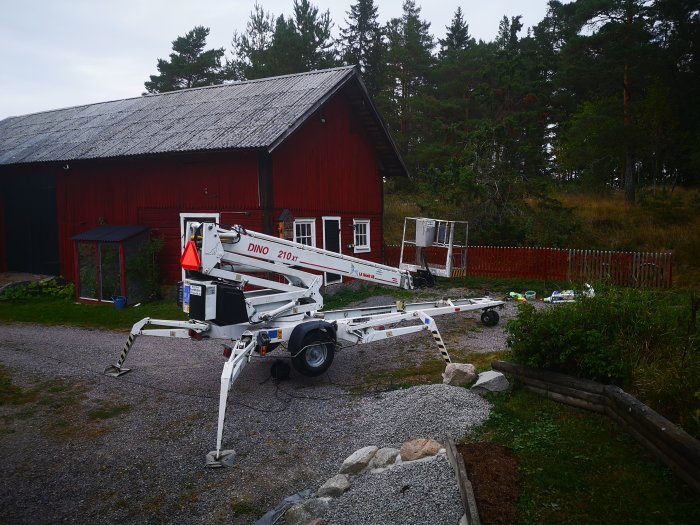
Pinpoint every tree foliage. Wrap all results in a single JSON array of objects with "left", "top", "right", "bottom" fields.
[
  {"left": 229, "top": 0, "right": 336, "bottom": 79},
  {"left": 339, "top": 0, "right": 385, "bottom": 96},
  {"left": 379, "top": 0, "right": 435, "bottom": 161},
  {"left": 144, "top": 26, "right": 226, "bottom": 93},
  {"left": 146, "top": 1, "right": 700, "bottom": 235}
]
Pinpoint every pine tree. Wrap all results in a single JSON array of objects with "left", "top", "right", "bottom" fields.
[
  {"left": 228, "top": 3, "right": 276, "bottom": 80},
  {"left": 439, "top": 7, "right": 474, "bottom": 57},
  {"left": 381, "top": 0, "right": 435, "bottom": 162},
  {"left": 554, "top": 0, "right": 657, "bottom": 202},
  {"left": 229, "top": 0, "right": 336, "bottom": 79},
  {"left": 144, "top": 26, "right": 226, "bottom": 93},
  {"left": 339, "top": 0, "right": 385, "bottom": 95},
  {"left": 292, "top": 0, "right": 336, "bottom": 70}
]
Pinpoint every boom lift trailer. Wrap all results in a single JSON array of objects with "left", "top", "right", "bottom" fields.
[{"left": 105, "top": 222, "right": 503, "bottom": 467}]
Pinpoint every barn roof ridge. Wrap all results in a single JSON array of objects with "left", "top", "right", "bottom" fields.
[
  {"left": 0, "top": 65, "right": 407, "bottom": 177},
  {"left": 0, "top": 66, "right": 358, "bottom": 122}
]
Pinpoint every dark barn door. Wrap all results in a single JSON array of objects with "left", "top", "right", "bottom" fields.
[
  {"left": 323, "top": 217, "right": 341, "bottom": 285},
  {"left": 3, "top": 174, "right": 60, "bottom": 275}
]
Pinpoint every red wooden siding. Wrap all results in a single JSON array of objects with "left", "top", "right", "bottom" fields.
[
  {"left": 271, "top": 93, "right": 383, "bottom": 265},
  {"left": 55, "top": 151, "right": 260, "bottom": 282},
  {"left": 273, "top": 94, "right": 382, "bottom": 217}
]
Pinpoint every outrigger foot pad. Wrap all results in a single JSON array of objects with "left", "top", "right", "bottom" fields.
[
  {"left": 206, "top": 449, "right": 236, "bottom": 468},
  {"left": 104, "top": 365, "right": 131, "bottom": 377}
]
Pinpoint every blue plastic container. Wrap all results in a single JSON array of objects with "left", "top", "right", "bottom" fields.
[{"left": 113, "top": 296, "right": 127, "bottom": 310}]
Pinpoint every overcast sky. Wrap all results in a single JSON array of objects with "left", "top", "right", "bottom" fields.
[{"left": 0, "top": 0, "right": 550, "bottom": 120}]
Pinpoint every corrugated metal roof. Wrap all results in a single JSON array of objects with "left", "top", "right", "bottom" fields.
[{"left": 0, "top": 67, "right": 361, "bottom": 165}]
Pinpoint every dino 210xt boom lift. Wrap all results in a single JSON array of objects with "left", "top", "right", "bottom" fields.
[{"left": 105, "top": 220, "right": 503, "bottom": 467}]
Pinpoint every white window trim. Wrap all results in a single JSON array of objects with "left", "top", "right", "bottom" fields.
[
  {"left": 293, "top": 218, "right": 316, "bottom": 247},
  {"left": 353, "top": 219, "right": 371, "bottom": 254}
]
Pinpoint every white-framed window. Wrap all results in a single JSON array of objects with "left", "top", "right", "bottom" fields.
[
  {"left": 353, "top": 219, "right": 371, "bottom": 253},
  {"left": 293, "top": 219, "right": 316, "bottom": 247}
]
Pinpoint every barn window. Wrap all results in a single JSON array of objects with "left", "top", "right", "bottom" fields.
[
  {"left": 353, "top": 220, "right": 371, "bottom": 253},
  {"left": 294, "top": 219, "right": 316, "bottom": 247}
]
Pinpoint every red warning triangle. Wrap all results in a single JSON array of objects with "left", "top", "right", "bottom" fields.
[{"left": 180, "top": 240, "right": 201, "bottom": 270}]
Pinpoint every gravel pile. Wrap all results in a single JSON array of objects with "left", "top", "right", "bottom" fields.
[
  {"left": 322, "top": 456, "right": 463, "bottom": 525},
  {"left": 0, "top": 288, "right": 513, "bottom": 524},
  {"left": 352, "top": 384, "right": 490, "bottom": 448}
]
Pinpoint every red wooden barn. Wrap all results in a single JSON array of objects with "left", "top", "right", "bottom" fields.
[{"left": 0, "top": 66, "right": 407, "bottom": 288}]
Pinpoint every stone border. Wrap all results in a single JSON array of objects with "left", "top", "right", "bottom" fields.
[
  {"left": 493, "top": 360, "right": 700, "bottom": 495},
  {"left": 445, "top": 436, "right": 481, "bottom": 525}
]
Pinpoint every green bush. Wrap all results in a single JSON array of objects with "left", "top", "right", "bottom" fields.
[
  {"left": 0, "top": 280, "right": 75, "bottom": 302},
  {"left": 506, "top": 286, "right": 700, "bottom": 436}
]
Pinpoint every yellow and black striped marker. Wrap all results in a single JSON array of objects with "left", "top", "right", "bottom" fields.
[
  {"left": 104, "top": 331, "right": 138, "bottom": 377},
  {"left": 417, "top": 312, "right": 452, "bottom": 364}
]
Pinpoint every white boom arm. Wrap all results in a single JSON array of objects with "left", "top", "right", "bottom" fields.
[{"left": 198, "top": 223, "right": 413, "bottom": 290}]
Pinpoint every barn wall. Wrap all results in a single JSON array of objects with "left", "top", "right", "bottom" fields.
[
  {"left": 2, "top": 92, "right": 394, "bottom": 285},
  {"left": 55, "top": 151, "right": 262, "bottom": 282},
  {"left": 272, "top": 93, "right": 384, "bottom": 263}
]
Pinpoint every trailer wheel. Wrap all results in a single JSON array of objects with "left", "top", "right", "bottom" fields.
[
  {"left": 481, "top": 309, "right": 500, "bottom": 327},
  {"left": 291, "top": 330, "right": 335, "bottom": 377}
]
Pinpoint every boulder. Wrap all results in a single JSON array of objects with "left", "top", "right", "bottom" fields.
[
  {"left": 471, "top": 370, "right": 509, "bottom": 394},
  {"left": 369, "top": 447, "right": 400, "bottom": 469},
  {"left": 305, "top": 519, "right": 328, "bottom": 525},
  {"left": 316, "top": 474, "right": 350, "bottom": 497},
  {"left": 399, "top": 438, "right": 443, "bottom": 462},
  {"left": 442, "top": 363, "right": 478, "bottom": 387},
  {"left": 339, "top": 446, "right": 378, "bottom": 474},
  {"left": 284, "top": 498, "right": 330, "bottom": 525}
]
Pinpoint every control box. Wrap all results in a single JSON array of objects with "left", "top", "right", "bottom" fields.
[
  {"left": 184, "top": 281, "right": 217, "bottom": 320},
  {"left": 415, "top": 219, "right": 436, "bottom": 247}
]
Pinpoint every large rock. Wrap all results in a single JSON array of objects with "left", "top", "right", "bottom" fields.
[
  {"left": 284, "top": 498, "right": 330, "bottom": 525},
  {"left": 339, "top": 446, "right": 378, "bottom": 474},
  {"left": 471, "top": 370, "right": 509, "bottom": 394},
  {"left": 399, "top": 438, "right": 443, "bottom": 461},
  {"left": 442, "top": 363, "right": 478, "bottom": 387},
  {"left": 317, "top": 474, "right": 350, "bottom": 497},
  {"left": 369, "top": 447, "right": 400, "bottom": 469}
]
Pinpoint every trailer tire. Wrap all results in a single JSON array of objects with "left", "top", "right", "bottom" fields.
[
  {"left": 290, "top": 329, "right": 335, "bottom": 377},
  {"left": 481, "top": 309, "right": 499, "bottom": 327}
]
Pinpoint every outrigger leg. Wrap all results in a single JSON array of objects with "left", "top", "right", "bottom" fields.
[
  {"left": 416, "top": 311, "right": 452, "bottom": 364},
  {"left": 104, "top": 318, "right": 152, "bottom": 377},
  {"left": 205, "top": 337, "right": 256, "bottom": 468},
  {"left": 105, "top": 317, "right": 208, "bottom": 377}
]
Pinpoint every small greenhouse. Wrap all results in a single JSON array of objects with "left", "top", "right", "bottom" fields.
[{"left": 72, "top": 225, "right": 151, "bottom": 306}]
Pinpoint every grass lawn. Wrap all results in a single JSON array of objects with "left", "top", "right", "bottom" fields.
[
  {"left": 0, "top": 296, "right": 185, "bottom": 331},
  {"left": 470, "top": 388, "right": 700, "bottom": 525}
]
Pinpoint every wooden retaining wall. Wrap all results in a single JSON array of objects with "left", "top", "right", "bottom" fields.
[
  {"left": 445, "top": 436, "right": 481, "bottom": 525},
  {"left": 492, "top": 361, "right": 700, "bottom": 495}
]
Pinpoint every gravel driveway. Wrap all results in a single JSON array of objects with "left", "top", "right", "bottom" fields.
[{"left": 0, "top": 293, "right": 523, "bottom": 524}]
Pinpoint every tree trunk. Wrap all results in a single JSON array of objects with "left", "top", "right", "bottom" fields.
[
  {"left": 624, "top": 145, "right": 635, "bottom": 204},
  {"left": 623, "top": 61, "right": 635, "bottom": 205}
]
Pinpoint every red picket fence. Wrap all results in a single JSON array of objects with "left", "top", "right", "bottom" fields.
[{"left": 383, "top": 245, "right": 673, "bottom": 288}]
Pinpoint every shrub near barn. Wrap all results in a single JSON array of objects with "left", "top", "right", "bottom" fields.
[{"left": 506, "top": 286, "right": 700, "bottom": 438}]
